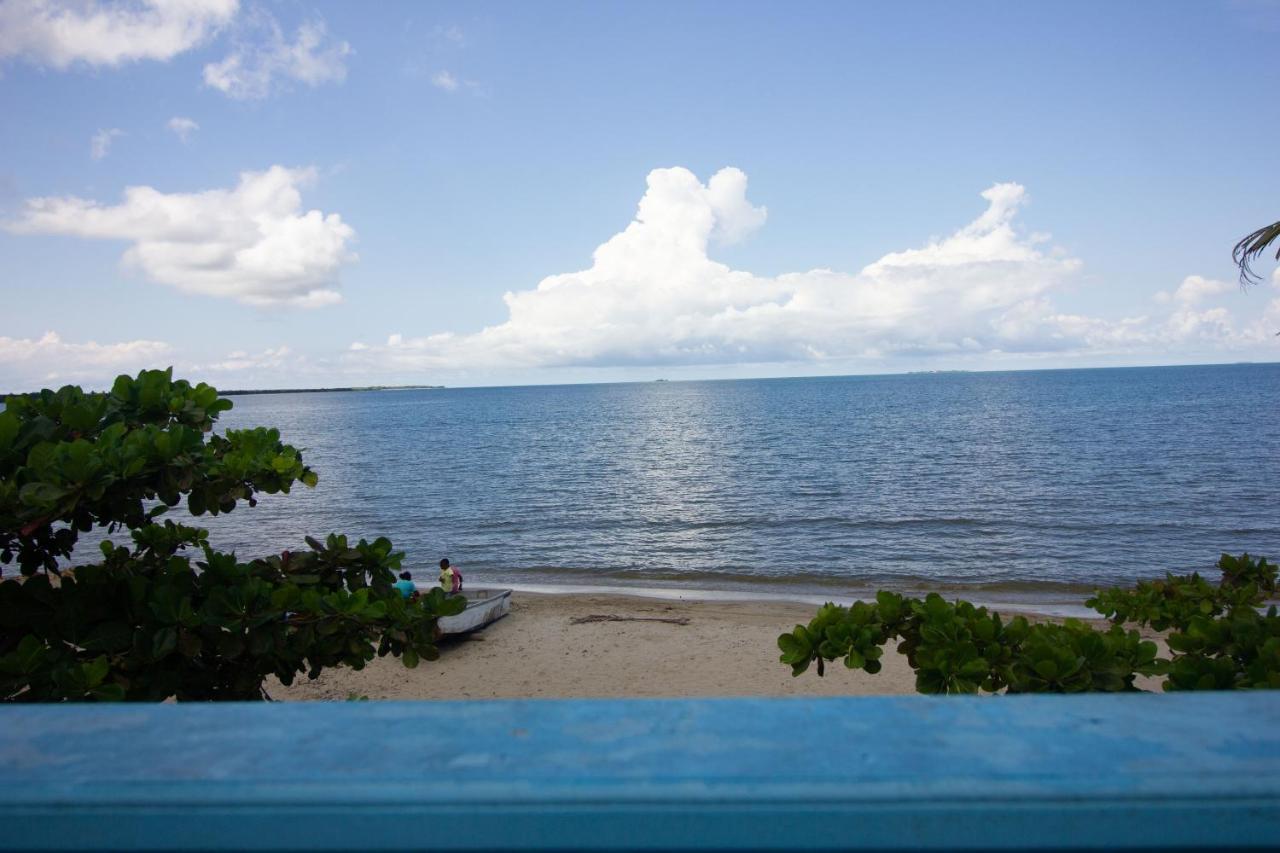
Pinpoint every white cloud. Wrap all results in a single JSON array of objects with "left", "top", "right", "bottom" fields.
[
  {"left": 0, "top": 331, "right": 170, "bottom": 390},
  {"left": 1172, "top": 274, "right": 1235, "bottom": 305},
  {"left": 429, "top": 69, "right": 484, "bottom": 94},
  {"left": 203, "top": 13, "right": 350, "bottom": 99},
  {"left": 0, "top": 0, "right": 237, "bottom": 69},
  {"left": 431, "top": 69, "right": 458, "bottom": 91},
  {"left": 433, "top": 24, "right": 464, "bottom": 46},
  {"left": 344, "top": 166, "right": 1279, "bottom": 374},
  {"left": 1244, "top": 270, "right": 1280, "bottom": 341},
  {"left": 704, "top": 167, "right": 767, "bottom": 245},
  {"left": 201, "top": 345, "right": 293, "bottom": 372},
  {"left": 7, "top": 165, "right": 356, "bottom": 308},
  {"left": 183, "top": 344, "right": 334, "bottom": 390},
  {"left": 166, "top": 116, "right": 199, "bottom": 141},
  {"left": 90, "top": 127, "right": 123, "bottom": 160}
]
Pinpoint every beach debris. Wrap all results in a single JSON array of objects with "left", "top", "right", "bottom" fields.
[{"left": 570, "top": 614, "right": 691, "bottom": 626}]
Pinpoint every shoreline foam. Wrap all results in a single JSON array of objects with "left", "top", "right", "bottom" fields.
[{"left": 495, "top": 581, "right": 1102, "bottom": 619}]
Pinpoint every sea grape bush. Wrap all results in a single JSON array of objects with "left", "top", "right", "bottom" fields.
[
  {"left": 1089, "top": 553, "right": 1280, "bottom": 691},
  {"left": 0, "top": 369, "right": 464, "bottom": 702},
  {"left": 778, "top": 592, "right": 1163, "bottom": 693},
  {"left": 778, "top": 553, "right": 1278, "bottom": 693}
]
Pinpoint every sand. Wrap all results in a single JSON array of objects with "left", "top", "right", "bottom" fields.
[
  {"left": 270, "top": 591, "right": 1164, "bottom": 701},
  {"left": 271, "top": 592, "right": 921, "bottom": 700}
]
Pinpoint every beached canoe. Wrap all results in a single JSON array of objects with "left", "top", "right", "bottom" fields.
[{"left": 435, "top": 588, "right": 512, "bottom": 636}]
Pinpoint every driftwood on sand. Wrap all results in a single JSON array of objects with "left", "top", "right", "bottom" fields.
[{"left": 570, "top": 614, "right": 691, "bottom": 626}]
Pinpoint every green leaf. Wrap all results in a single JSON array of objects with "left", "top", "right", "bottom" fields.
[
  {"left": 5, "top": 635, "right": 46, "bottom": 674},
  {"left": 0, "top": 410, "right": 19, "bottom": 452},
  {"left": 151, "top": 627, "right": 178, "bottom": 661},
  {"left": 1033, "top": 659, "right": 1058, "bottom": 680},
  {"left": 777, "top": 631, "right": 809, "bottom": 661},
  {"left": 81, "top": 657, "right": 110, "bottom": 688},
  {"left": 92, "top": 684, "right": 126, "bottom": 702},
  {"left": 19, "top": 482, "right": 67, "bottom": 508},
  {"left": 82, "top": 622, "right": 133, "bottom": 653}
]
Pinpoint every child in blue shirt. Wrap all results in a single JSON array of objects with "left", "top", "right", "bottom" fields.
[{"left": 394, "top": 571, "right": 417, "bottom": 599}]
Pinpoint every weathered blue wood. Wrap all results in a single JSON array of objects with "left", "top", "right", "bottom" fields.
[{"left": 1, "top": 693, "right": 1278, "bottom": 851}]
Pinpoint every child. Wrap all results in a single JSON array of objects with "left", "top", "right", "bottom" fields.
[
  {"left": 394, "top": 571, "right": 416, "bottom": 599},
  {"left": 438, "top": 558, "right": 463, "bottom": 593}
]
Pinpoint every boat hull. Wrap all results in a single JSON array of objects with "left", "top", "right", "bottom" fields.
[{"left": 436, "top": 588, "right": 512, "bottom": 636}]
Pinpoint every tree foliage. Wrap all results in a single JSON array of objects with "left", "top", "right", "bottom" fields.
[
  {"left": 778, "top": 553, "right": 1278, "bottom": 694},
  {"left": 1233, "top": 219, "right": 1280, "bottom": 286},
  {"left": 0, "top": 369, "right": 464, "bottom": 701}
]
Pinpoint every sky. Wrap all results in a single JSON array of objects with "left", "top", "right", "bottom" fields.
[{"left": 1, "top": 0, "right": 1278, "bottom": 391}]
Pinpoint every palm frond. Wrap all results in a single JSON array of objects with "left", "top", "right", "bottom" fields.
[{"left": 1232, "top": 220, "right": 1280, "bottom": 287}]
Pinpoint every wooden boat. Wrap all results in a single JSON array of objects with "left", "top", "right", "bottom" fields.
[{"left": 436, "top": 588, "right": 512, "bottom": 636}]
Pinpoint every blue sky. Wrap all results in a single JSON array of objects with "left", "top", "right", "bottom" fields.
[{"left": 1, "top": 0, "right": 1278, "bottom": 390}]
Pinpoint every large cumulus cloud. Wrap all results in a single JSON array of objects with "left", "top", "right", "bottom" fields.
[
  {"left": 351, "top": 168, "right": 1078, "bottom": 369},
  {"left": 350, "top": 167, "right": 1278, "bottom": 374}
]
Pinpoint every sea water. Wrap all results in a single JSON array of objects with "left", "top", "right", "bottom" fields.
[{"left": 177, "top": 364, "right": 1279, "bottom": 608}]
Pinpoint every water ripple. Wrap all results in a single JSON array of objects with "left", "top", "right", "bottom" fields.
[{"left": 105, "top": 364, "right": 1280, "bottom": 593}]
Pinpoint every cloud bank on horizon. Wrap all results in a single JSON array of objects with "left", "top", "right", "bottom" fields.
[
  {"left": 2, "top": 165, "right": 1277, "bottom": 390},
  {"left": 0, "top": 331, "right": 170, "bottom": 389},
  {"left": 347, "top": 166, "right": 1280, "bottom": 375}
]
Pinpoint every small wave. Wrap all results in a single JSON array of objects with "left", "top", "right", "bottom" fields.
[
  {"left": 899, "top": 578, "right": 1102, "bottom": 597},
  {"left": 637, "top": 516, "right": 987, "bottom": 532},
  {"left": 497, "top": 580, "right": 1102, "bottom": 620},
  {"left": 470, "top": 564, "right": 1116, "bottom": 603},
  {"left": 617, "top": 516, "right": 1274, "bottom": 535}
]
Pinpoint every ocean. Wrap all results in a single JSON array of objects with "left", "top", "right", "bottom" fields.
[{"left": 184, "top": 364, "right": 1278, "bottom": 612}]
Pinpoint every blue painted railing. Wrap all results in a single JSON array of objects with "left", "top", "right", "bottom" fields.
[{"left": 1, "top": 693, "right": 1278, "bottom": 850}]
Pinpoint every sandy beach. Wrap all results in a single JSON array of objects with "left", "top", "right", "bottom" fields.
[
  {"left": 271, "top": 591, "right": 1164, "bottom": 700},
  {"left": 271, "top": 592, "right": 914, "bottom": 700}
]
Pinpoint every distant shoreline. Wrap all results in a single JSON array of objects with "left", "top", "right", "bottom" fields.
[
  {"left": 237, "top": 359, "right": 1280, "bottom": 395},
  {"left": 4, "top": 361, "right": 1276, "bottom": 399},
  {"left": 220, "top": 385, "right": 444, "bottom": 396}
]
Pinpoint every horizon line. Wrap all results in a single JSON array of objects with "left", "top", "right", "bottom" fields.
[{"left": 8, "top": 358, "right": 1276, "bottom": 398}]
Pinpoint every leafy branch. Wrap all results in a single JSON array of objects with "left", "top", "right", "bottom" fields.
[
  {"left": 778, "top": 554, "right": 1277, "bottom": 694},
  {"left": 1233, "top": 220, "right": 1280, "bottom": 286},
  {"left": 1, "top": 369, "right": 463, "bottom": 702}
]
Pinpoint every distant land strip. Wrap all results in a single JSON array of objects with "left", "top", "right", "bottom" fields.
[{"left": 219, "top": 385, "right": 444, "bottom": 396}]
